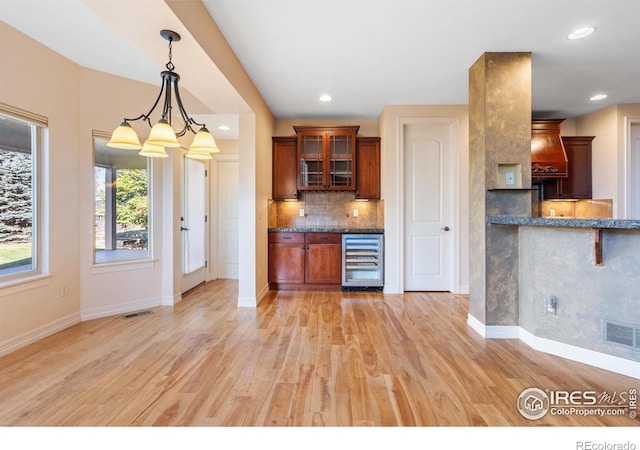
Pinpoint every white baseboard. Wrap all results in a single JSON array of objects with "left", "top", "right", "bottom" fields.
[
  {"left": 81, "top": 296, "right": 163, "bottom": 321},
  {"left": 457, "top": 284, "right": 470, "bottom": 295},
  {"left": 467, "top": 313, "right": 640, "bottom": 380},
  {"left": 0, "top": 312, "right": 80, "bottom": 358},
  {"left": 161, "top": 292, "right": 181, "bottom": 306},
  {"left": 383, "top": 284, "right": 402, "bottom": 294},
  {"left": 518, "top": 328, "right": 640, "bottom": 380}
]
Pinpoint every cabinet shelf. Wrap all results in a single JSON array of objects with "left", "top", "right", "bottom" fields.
[{"left": 295, "top": 126, "right": 358, "bottom": 191}]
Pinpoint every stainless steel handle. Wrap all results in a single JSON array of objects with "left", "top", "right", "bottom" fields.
[
  {"left": 441, "top": 226, "right": 450, "bottom": 231},
  {"left": 180, "top": 226, "right": 190, "bottom": 231}
]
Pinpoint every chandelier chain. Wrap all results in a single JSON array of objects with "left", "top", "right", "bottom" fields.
[{"left": 166, "top": 38, "right": 175, "bottom": 71}]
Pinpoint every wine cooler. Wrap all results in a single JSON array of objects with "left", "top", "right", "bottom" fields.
[{"left": 341, "top": 234, "right": 384, "bottom": 290}]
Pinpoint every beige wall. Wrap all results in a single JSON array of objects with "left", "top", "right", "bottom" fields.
[
  {"left": 0, "top": 22, "right": 189, "bottom": 351},
  {"left": 1, "top": 22, "right": 83, "bottom": 350}
]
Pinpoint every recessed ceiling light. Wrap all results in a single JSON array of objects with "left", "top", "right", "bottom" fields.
[
  {"left": 218, "top": 125, "right": 231, "bottom": 131},
  {"left": 319, "top": 94, "right": 332, "bottom": 102},
  {"left": 590, "top": 93, "right": 608, "bottom": 101},
  {"left": 568, "top": 26, "right": 595, "bottom": 40}
]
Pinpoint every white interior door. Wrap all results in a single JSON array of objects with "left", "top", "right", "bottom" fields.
[
  {"left": 404, "top": 121, "right": 454, "bottom": 291},
  {"left": 216, "top": 158, "right": 239, "bottom": 279},
  {"left": 181, "top": 157, "right": 207, "bottom": 293}
]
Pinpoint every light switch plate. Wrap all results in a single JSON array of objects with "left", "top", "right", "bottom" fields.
[{"left": 505, "top": 172, "right": 515, "bottom": 185}]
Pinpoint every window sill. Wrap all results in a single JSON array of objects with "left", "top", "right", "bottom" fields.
[
  {"left": 91, "top": 258, "right": 158, "bottom": 274},
  {"left": 0, "top": 273, "right": 53, "bottom": 298}
]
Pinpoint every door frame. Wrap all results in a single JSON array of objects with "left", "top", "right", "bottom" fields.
[{"left": 396, "top": 117, "right": 460, "bottom": 293}]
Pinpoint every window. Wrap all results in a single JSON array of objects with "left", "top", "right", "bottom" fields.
[
  {"left": 0, "top": 107, "right": 45, "bottom": 282},
  {"left": 93, "top": 134, "right": 150, "bottom": 264}
]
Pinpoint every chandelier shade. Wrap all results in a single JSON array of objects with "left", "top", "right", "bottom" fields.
[
  {"left": 139, "top": 142, "right": 169, "bottom": 158},
  {"left": 107, "top": 121, "right": 142, "bottom": 150},
  {"left": 189, "top": 127, "right": 219, "bottom": 153},
  {"left": 184, "top": 148, "right": 213, "bottom": 160},
  {"left": 145, "top": 119, "right": 181, "bottom": 148},
  {"left": 107, "top": 30, "right": 218, "bottom": 159}
]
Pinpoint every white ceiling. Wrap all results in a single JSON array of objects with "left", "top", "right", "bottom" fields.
[{"left": 2, "top": 0, "right": 640, "bottom": 133}]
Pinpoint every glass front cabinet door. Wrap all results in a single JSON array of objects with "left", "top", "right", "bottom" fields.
[{"left": 294, "top": 126, "right": 358, "bottom": 191}]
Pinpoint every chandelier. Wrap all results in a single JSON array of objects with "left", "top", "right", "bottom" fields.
[{"left": 107, "top": 30, "right": 218, "bottom": 160}]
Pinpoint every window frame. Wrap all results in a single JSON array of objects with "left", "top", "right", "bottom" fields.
[
  {"left": 92, "top": 131, "right": 153, "bottom": 266},
  {"left": 0, "top": 104, "right": 46, "bottom": 286}
]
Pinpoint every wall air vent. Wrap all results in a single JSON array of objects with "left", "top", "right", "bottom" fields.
[{"left": 602, "top": 319, "right": 640, "bottom": 350}]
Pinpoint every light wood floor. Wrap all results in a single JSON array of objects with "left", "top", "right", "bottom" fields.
[{"left": 0, "top": 279, "right": 637, "bottom": 426}]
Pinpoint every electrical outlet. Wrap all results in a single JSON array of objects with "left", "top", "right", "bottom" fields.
[
  {"left": 545, "top": 295, "right": 557, "bottom": 314},
  {"left": 353, "top": 208, "right": 358, "bottom": 218},
  {"left": 59, "top": 285, "right": 68, "bottom": 297},
  {"left": 299, "top": 208, "right": 305, "bottom": 217},
  {"left": 505, "top": 171, "right": 515, "bottom": 186}
]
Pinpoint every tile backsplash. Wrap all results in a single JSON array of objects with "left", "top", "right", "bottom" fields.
[
  {"left": 541, "top": 198, "right": 613, "bottom": 218},
  {"left": 269, "top": 192, "right": 384, "bottom": 229}
]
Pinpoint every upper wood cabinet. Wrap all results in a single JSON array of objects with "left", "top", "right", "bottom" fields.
[
  {"left": 272, "top": 126, "right": 381, "bottom": 200},
  {"left": 355, "top": 137, "right": 381, "bottom": 200},
  {"left": 543, "top": 136, "right": 594, "bottom": 199},
  {"left": 272, "top": 136, "right": 297, "bottom": 200},
  {"left": 294, "top": 126, "right": 359, "bottom": 191}
]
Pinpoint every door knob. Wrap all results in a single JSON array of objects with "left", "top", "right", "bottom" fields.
[
  {"left": 441, "top": 226, "right": 450, "bottom": 231},
  {"left": 180, "top": 226, "right": 190, "bottom": 231}
]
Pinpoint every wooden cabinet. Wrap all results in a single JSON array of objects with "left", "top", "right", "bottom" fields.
[
  {"left": 304, "top": 233, "right": 342, "bottom": 284},
  {"left": 355, "top": 137, "right": 381, "bottom": 200},
  {"left": 543, "top": 136, "right": 594, "bottom": 199},
  {"left": 294, "top": 126, "right": 359, "bottom": 191},
  {"left": 272, "top": 137, "right": 297, "bottom": 200},
  {"left": 268, "top": 232, "right": 342, "bottom": 289},
  {"left": 268, "top": 232, "right": 305, "bottom": 284},
  {"left": 272, "top": 126, "right": 381, "bottom": 199}
]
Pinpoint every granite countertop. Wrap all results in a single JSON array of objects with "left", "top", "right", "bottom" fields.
[
  {"left": 269, "top": 227, "right": 384, "bottom": 233},
  {"left": 488, "top": 216, "right": 640, "bottom": 229}
]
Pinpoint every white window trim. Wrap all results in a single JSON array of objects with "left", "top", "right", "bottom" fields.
[
  {"left": 0, "top": 103, "right": 47, "bottom": 287},
  {"left": 92, "top": 131, "right": 153, "bottom": 266}
]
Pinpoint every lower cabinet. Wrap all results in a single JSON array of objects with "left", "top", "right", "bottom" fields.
[
  {"left": 268, "top": 232, "right": 305, "bottom": 284},
  {"left": 269, "top": 232, "right": 342, "bottom": 289}
]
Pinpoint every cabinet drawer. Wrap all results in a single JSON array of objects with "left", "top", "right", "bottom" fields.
[
  {"left": 305, "top": 232, "right": 341, "bottom": 244},
  {"left": 269, "top": 232, "right": 304, "bottom": 244}
]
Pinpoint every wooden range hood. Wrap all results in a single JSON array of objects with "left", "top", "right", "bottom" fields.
[{"left": 531, "top": 118, "right": 568, "bottom": 178}]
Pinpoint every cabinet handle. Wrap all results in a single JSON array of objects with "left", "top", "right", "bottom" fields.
[{"left": 282, "top": 236, "right": 292, "bottom": 240}]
